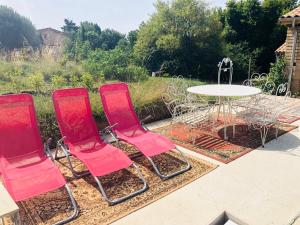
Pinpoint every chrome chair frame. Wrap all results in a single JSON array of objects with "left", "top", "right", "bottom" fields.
[
  {"left": 44, "top": 140, "right": 79, "bottom": 224},
  {"left": 54, "top": 135, "right": 148, "bottom": 205},
  {"left": 104, "top": 121, "right": 191, "bottom": 180}
]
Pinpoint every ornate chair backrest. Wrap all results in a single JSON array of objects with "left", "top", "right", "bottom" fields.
[
  {"left": 259, "top": 73, "right": 268, "bottom": 79},
  {"left": 275, "top": 82, "right": 288, "bottom": 96},
  {"left": 217, "top": 57, "right": 233, "bottom": 84},
  {"left": 261, "top": 81, "right": 276, "bottom": 95},
  {"left": 166, "top": 76, "right": 188, "bottom": 102},
  {"left": 250, "top": 72, "right": 268, "bottom": 88},
  {"left": 242, "top": 79, "right": 252, "bottom": 86},
  {"left": 161, "top": 92, "right": 179, "bottom": 117},
  {"left": 250, "top": 72, "right": 260, "bottom": 80},
  {"left": 271, "top": 82, "right": 291, "bottom": 117}
]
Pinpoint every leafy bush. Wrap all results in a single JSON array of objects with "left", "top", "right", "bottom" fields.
[
  {"left": 116, "top": 65, "right": 148, "bottom": 82},
  {"left": 69, "top": 74, "right": 80, "bottom": 87},
  {"left": 28, "top": 72, "right": 45, "bottom": 93},
  {"left": 83, "top": 48, "right": 148, "bottom": 82},
  {"left": 268, "top": 57, "right": 287, "bottom": 87},
  {"left": 9, "top": 69, "right": 27, "bottom": 93},
  {"left": 81, "top": 72, "right": 94, "bottom": 90},
  {"left": 51, "top": 74, "right": 67, "bottom": 89}
]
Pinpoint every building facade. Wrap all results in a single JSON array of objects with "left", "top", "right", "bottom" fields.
[{"left": 278, "top": 7, "right": 300, "bottom": 93}]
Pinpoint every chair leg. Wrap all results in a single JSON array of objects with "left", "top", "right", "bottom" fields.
[
  {"left": 94, "top": 163, "right": 148, "bottom": 205},
  {"left": 109, "top": 132, "right": 121, "bottom": 149},
  {"left": 233, "top": 124, "right": 236, "bottom": 138},
  {"left": 53, "top": 184, "right": 79, "bottom": 225},
  {"left": 146, "top": 147, "right": 191, "bottom": 180},
  {"left": 217, "top": 103, "right": 221, "bottom": 120},
  {"left": 59, "top": 146, "right": 90, "bottom": 178},
  {"left": 210, "top": 115, "right": 215, "bottom": 139},
  {"left": 187, "top": 126, "right": 196, "bottom": 145},
  {"left": 260, "top": 126, "right": 269, "bottom": 148}
]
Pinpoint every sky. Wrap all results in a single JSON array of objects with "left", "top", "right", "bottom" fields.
[{"left": 0, "top": 0, "right": 226, "bottom": 34}]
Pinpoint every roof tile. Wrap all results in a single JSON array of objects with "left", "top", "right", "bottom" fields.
[
  {"left": 275, "top": 42, "right": 286, "bottom": 53},
  {"left": 281, "top": 6, "right": 300, "bottom": 18}
]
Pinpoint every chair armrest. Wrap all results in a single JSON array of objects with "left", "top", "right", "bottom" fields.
[
  {"left": 140, "top": 115, "right": 152, "bottom": 130},
  {"left": 140, "top": 115, "right": 152, "bottom": 124},
  {"left": 57, "top": 136, "right": 66, "bottom": 147},
  {"left": 100, "top": 123, "right": 118, "bottom": 135}
]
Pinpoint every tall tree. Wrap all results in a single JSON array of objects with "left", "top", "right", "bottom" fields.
[
  {"left": 61, "top": 19, "right": 78, "bottom": 34},
  {"left": 99, "top": 29, "right": 125, "bottom": 50},
  {"left": 0, "top": 5, "right": 40, "bottom": 49},
  {"left": 134, "top": 0, "right": 224, "bottom": 79},
  {"left": 63, "top": 20, "right": 128, "bottom": 60},
  {"left": 77, "top": 21, "right": 102, "bottom": 50},
  {"left": 220, "top": 0, "right": 298, "bottom": 80},
  {"left": 64, "top": 21, "right": 101, "bottom": 60},
  {"left": 127, "top": 30, "right": 138, "bottom": 49}
]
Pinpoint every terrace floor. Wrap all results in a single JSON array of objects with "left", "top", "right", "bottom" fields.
[{"left": 113, "top": 102, "right": 300, "bottom": 225}]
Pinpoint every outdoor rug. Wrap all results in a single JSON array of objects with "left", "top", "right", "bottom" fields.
[
  {"left": 4, "top": 143, "right": 216, "bottom": 225},
  {"left": 277, "top": 114, "right": 300, "bottom": 124},
  {"left": 154, "top": 116, "right": 297, "bottom": 164}
]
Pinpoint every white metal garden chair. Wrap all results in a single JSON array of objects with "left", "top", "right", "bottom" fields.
[
  {"left": 236, "top": 82, "right": 290, "bottom": 147},
  {"left": 216, "top": 57, "right": 234, "bottom": 125},
  {"left": 231, "top": 78, "right": 254, "bottom": 110},
  {"left": 162, "top": 76, "right": 215, "bottom": 143},
  {"left": 217, "top": 57, "right": 233, "bottom": 85}
]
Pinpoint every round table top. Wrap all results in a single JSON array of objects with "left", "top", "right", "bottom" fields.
[{"left": 187, "top": 84, "right": 261, "bottom": 97}]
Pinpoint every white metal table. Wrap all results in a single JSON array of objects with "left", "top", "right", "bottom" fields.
[
  {"left": 187, "top": 84, "right": 261, "bottom": 140},
  {"left": 0, "top": 183, "right": 20, "bottom": 225}
]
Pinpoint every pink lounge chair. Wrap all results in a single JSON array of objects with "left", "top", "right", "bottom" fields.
[
  {"left": 99, "top": 83, "right": 191, "bottom": 179},
  {"left": 0, "top": 94, "right": 78, "bottom": 225},
  {"left": 52, "top": 88, "right": 147, "bottom": 205}
]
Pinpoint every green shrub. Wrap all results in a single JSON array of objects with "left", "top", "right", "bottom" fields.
[
  {"left": 0, "top": 62, "right": 15, "bottom": 82},
  {"left": 102, "top": 66, "right": 117, "bottom": 80},
  {"left": 70, "top": 74, "right": 80, "bottom": 87},
  {"left": 9, "top": 76, "right": 26, "bottom": 93},
  {"left": 81, "top": 72, "right": 94, "bottom": 90},
  {"left": 27, "top": 72, "right": 45, "bottom": 93},
  {"left": 51, "top": 74, "right": 67, "bottom": 89},
  {"left": 268, "top": 57, "right": 287, "bottom": 87},
  {"left": 115, "top": 65, "right": 148, "bottom": 82}
]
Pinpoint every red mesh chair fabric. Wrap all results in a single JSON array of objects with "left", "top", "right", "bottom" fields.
[
  {"left": 99, "top": 83, "right": 175, "bottom": 157},
  {"left": 52, "top": 88, "right": 132, "bottom": 177},
  {"left": 0, "top": 94, "right": 66, "bottom": 201}
]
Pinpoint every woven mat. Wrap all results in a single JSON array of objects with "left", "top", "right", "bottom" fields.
[
  {"left": 4, "top": 143, "right": 216, "bottom": 225},
  {"left": 277, "top": 114, "right": 300, "bottom": 124},
  {"left": 155, "top": 118, "right": 297, "bottom": 164}
]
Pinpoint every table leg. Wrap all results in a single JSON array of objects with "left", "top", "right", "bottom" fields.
[
  {"left": 217, "top": 96, "right": 221, "bottom": 120},
  {"left": 227, "top": 98, "right": 235, "bottom": 138},
  {"left": 222, "top": 98, "right": 228, "bottom": 140}
]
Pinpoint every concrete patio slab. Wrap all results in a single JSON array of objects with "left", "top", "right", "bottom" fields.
[{"left": 112, "top": 118, "right": 300, "bottom": 225}]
